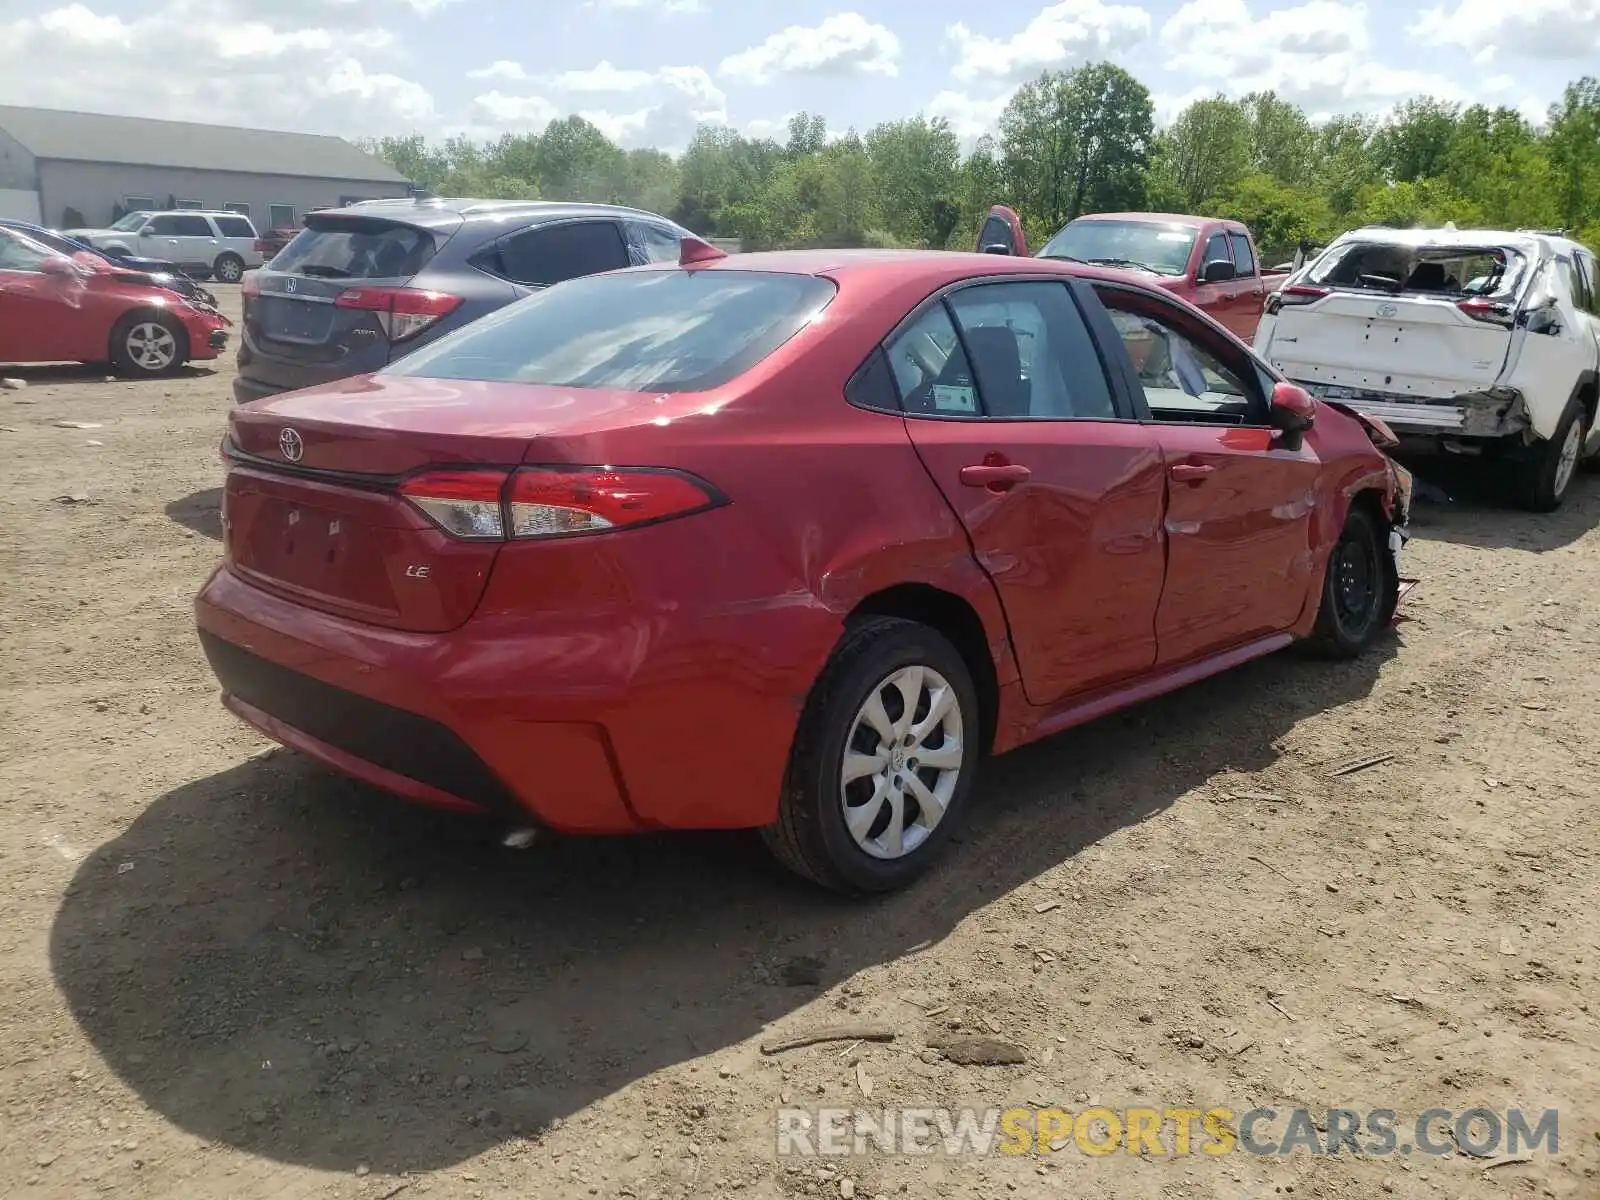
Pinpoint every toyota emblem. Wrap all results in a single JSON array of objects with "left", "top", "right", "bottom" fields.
[
  {"left": 279, "top": 427, "right": 304, "bottom": 462},
  {"left": 1376, "top": 302, "right": 1397, "bottom": 319}
]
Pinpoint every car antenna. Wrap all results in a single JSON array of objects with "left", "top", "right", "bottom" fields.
[{"left": 680, "top": 236, "right": 727, "bottom": 268}]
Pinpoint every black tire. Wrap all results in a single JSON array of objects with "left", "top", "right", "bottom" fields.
[
  {"left": 212, "top": 253, "right": 245, "bottom": 284},
  {"left": 1512, "top": 397, "right": 1587, "bottom": 512},
  {"left": 1303, "top": 504, "right": 1397, "bottom": 659},
  {"left": 109, "top": 311, "right": 187, "bottom": 377},
  {"left": 762, "top": 616, "right": 981, "bottom": 894}
]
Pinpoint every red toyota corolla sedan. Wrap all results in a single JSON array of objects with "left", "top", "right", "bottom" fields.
[{"left": 195, "top": 242, "right": 1413, "bottom": 893}]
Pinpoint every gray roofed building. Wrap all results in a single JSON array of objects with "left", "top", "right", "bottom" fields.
[{"left": 0, "top": 105, "right": 413, "bottom": 234}]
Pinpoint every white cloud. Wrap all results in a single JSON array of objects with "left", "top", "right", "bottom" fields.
[
  {"left": 551, "top": 61, "right": 661, "bottom": 92},
  {"left": 926, "top": 89, "right": 1012, "bottom": 146},
  {"left": 589, "top": 0, "right": 704, "bottom": 12},
  {"left": 719, "top": 13, "right": 901, "bottom": 84},
  {"left": 0, "top": 0, "right": 438, "bottom": 136},
  {"left": 946, "top": 0, "right": 1152, "bottom": 85},
  {"left": 467, "top": 60, "right": 529, "bottom": 81},
  {"left": 501, "top": 62, "right": 727, "bottom": 151},
  {"left": 1406, "top": 0, "right": 1600, "bottom": 61},
  {"left": 469, "top": 90, "right": 560, "bottom": 129},
  {"left": 1159, "top": 0, "right": 1468, "bottom": 112}
]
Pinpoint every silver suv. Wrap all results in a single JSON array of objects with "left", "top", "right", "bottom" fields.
[{"left": 65, "top": 210, "right": 264, "bottom": 283}]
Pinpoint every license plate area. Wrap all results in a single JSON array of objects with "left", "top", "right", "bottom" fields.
[{"left": 258, "top": 295, "right": 334, "bottom": 344}]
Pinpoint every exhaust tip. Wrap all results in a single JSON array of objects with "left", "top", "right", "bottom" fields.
[{"left": 501, "top": 827, "right": 538, "bottom": 850}]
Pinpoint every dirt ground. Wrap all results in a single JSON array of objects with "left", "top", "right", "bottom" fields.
[{"left": 1, "top": 285, "right": 1597, "bottom": 1199}]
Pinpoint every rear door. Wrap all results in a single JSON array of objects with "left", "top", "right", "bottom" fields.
[
  {"left": 1087, "top": 281, "right": 1322, "bottom": 665},
  {"left": 144, "top": 213, "right": 218, "bottom": 272},
  {"left": 242, "top": 215, "right": 450, "bottom": 389},
  {"left": 478, "top": 218, "right": 631, "bottom": 289},
  {"left": 886, "top": 278, "right": 1168, "bottom": 706},
  {"left": 213, "top": 213, "right": 260, "bottom": 264}
]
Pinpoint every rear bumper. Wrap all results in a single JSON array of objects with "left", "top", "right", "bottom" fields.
[
  {"left": 194, "top": 558, "right": 833, "bottom": 833},
  {"left": 1301, "top": 384, "right": 1528, "bottom": 441}
]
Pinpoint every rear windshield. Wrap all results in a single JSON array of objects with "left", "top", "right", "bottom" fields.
[
  {"left": 272, "top": 218, "right": 437, "bottom": 281},
  {"left": 383, "top": 268, "right": 838, "bottom": 393},
  {"left": 1037, "top": 219, "right": 1197, "bottom": 276},
  {"left": 1308, "top": 241, "right": 1529, "bottom": 299}
]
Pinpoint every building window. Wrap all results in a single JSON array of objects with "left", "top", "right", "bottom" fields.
[
  {"left": 123, "top": 196, "right": 157, "bottom": 214},
  {"left": 223, "top": 202, "right": 251, "bottom": 216},
  {"left": 268, "top": 203, "right": 295, "bottom": 230},
  {"left": 174, "top": 198, "right": 203, "bottom": 210}
]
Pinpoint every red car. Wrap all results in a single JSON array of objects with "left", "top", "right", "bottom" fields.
[
  {"left": 0, "top": 226, "right": 229, "bottom": 375},
  {"left": 195, "top": 241, "right": 1413, "bottom": 893}
]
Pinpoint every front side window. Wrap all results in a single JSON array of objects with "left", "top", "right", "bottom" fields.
[
  {"left": 1200, "top": 233, "right": 1232, "bottom": 275},
  {"left": 493, "top": 220, "right": 630, "bottom": 287},
  {"left": 113, "top": 209, "right": 152, "bottom": 231},
  {"left": 150, "top": 215, "right": 212, "bottom": 237},
  {"left": 384, "top": 268, "right": 836, "bottom": 393},
  {"left": 1092, "top": 284, "right": 1266, "bottom": 424},
  {"left": 0, "top": 230, "right": 54, "bottom": 272}
]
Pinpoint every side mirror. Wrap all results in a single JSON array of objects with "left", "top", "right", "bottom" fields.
[
  {"left": 1201, "top": 258, "right": 1237, "bottom": 284},
  {"left": 38, "top": 256, "right": 74, "bottom": 276},
  {"left": 981, "top": 242, "right": 1014, "bottom": 255},
  {"left": 1270, "top": 381, "right": 1316, "bottom": 448}
]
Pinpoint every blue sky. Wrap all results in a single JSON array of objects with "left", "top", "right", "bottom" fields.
[{"left": 2, "top": 1, "right": 1597, "bottom": 150}]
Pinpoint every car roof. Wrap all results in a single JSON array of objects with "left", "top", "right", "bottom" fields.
[
  {"left": 641, "top": 247, "right": 1147, "bottom": 292},
  {"left": 323, "top": 197, "right": 680, "bottom": 232},
  {"left": 1070, "top": 212, "right": 1219, "bottom": 229}
]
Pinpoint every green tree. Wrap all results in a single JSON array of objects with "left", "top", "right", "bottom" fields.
[
  {"left": 864, "top": 115, "right": 961, "bottom": 246},
  {"left": 1374, "top": 97, "right": 1460, "bottom": 183},
  {"left": 1149, "top": 95, "right": 1251, "bottom": 209},
  {"left": 998, "top": 62, "right": 1153, "bottom": 231},
  {"left": 1240, "top": 91, "right": 1315, "bottom": 186},
  {"left": 1547, "top": 78, "right": 1600, "bottom": 232}
]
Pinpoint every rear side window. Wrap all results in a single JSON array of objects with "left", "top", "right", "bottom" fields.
[
  {"left": 149, "top": 214, "right": 213, "bottom": 237},
  {"left": 1577, "top": 250, "right": 1599, "bottom": 315},
  {"left": 384, "top": 269, "right": 837, "bottom": 393},
  {"left": 272, "top": 219, "right": 436, "bottom": 280},
  {"left": 490, "top": 220, "right": 630, "bottom": 286},
  {"left": 630, "top": 221, "right": 688, "bottom": 264},
  {"left": 1229, "top": 232, "right": 1255, "bottom": 276},
  {"left": 214, "top": 216, "right": 255, "bottom": 238}
]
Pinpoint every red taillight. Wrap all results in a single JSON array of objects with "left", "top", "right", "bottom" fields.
[
  {"left": 399, "top": 469, "right": 510, "bottom": 540},
  {"left": 507, "top": 468, "right": 720, "bottom": 538},
  {"left": 398, "top": 466, "right": 723, "bottom": 541},
  {"left": 1456, "top": 298, "right": 1513, "bottom": 328},
  {"left": 241, "top": 272, "right": 260, "bottom": 297},
  {"left": 335, "top": 286, "right": 463, "bottom": 341},
  {"left": 1264, "top": 283, "right": 1329, "bottom": 315}
]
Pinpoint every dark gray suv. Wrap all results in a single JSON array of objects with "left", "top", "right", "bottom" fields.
[{"left": 233, "top": 198, "right": 696, "bottom": 404}]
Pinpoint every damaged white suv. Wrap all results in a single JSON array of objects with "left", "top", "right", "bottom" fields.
[{"left": 1254, "top": 226, "right": 1600, "bottom": 510}]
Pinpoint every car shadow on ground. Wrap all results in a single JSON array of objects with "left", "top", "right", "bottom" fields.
[
  {"left": 1403, "top": 457, "right": 1600, "bottom": 553},
  {"left": 50, "top": 639, "right": 1394, "bottom": 1174},
  {"left": 2, "top": 363, "right": 219, "bottom": 386},
  {"left": 165, "top": 487, "right": 223, "bottom": 540}
]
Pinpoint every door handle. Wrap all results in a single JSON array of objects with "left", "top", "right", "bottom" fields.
[
  {"left": 1169, "top": 462, "right": 1216, "bottom": 482},
  {"left": 959, "top": 463, "right": 1031, "bottom": 490}
]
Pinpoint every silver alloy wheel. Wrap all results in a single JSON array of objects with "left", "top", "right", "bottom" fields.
[
  {"left": 1553, "top": 418, "right": 1584, "bottom": 499},
  {"left": 126, "top": 322, "right": 177, "bottom": 372},
  {"left": 839, "top": 664, "right": 964, "bottom": 860},
  {"left": 216, "top": 257, "right": 243, "bottom": 282}
]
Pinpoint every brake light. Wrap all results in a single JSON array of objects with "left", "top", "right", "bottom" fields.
[
  {"left": 508, "top": 467, "right": 721, "bottom": 537},
  {"left": 1264, "top": 283, "right": 1328, "bottom": 315},
  {"left": 241, "top": 272, "right": 260, "bottom": 297},
  {"left": 399, "top": 469, "right": 509, "bottom": 540},
  {"left": 1456, "top": 298, "right": 1513, "bottom": 328},
  {"left": 335, "top": 286, "right": 463, "bottom": 341},
  {"left": 397, "top": 466, "right": 723, "bottom": 541}
]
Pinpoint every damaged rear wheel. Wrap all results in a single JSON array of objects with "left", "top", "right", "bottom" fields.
[
  {"left": 1512, "top": 397, "right": 1587, "bottom": 513},
  {"left": 1303, "top": 504, "right": 1396, "bottom": 660}
]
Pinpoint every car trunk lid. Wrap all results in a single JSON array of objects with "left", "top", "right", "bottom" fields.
[{"left": 222, "top": 374, "right": 659, "bottom": 632}]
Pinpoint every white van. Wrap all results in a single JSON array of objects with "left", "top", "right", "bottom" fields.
[{"left": 1254, "top": 226, "right": 1600, "bottom": 510}]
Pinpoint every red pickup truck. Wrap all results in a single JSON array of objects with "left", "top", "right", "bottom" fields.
[{"left": 976, "top": 206, "right": 1291, "bottom": 342}]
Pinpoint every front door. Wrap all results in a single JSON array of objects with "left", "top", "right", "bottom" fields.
[
  {"left": 142, "top": 213, "right": 217, "bottom": 272},
  {"left": 887, "top": 278, "right": 1167, "bottom": 706},
  {"left": 0, "top": 231, "right": 88, "bottom": 362},
  {"left": 1191, "top": 230, "right": 1258, "bottom": 339},
  {"left": 1086, "top": 280, "right": 1323, "bottom": 665}
]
